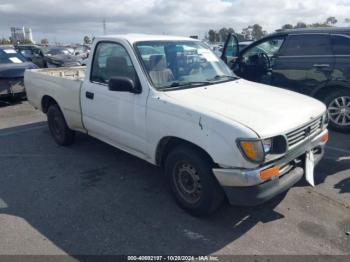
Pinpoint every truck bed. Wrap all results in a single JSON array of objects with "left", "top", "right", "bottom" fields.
[
  {"left": 24, "top": 67, "right": 86, "bottom": 132},
  {"left": 31, "top": 67, "right": 86, "bottom": 81}
]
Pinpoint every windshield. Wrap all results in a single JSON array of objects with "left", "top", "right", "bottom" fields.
[
  {"left": 135, "top": 41, "right": 237, "bottom": 90},
  {"left": 45, "top": 48, "right": 72, "bottom": 56},
  {"left": 0, "top": 48, "right": 26, "bottom": 64}
]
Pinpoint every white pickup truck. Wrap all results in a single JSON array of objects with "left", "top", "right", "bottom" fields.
[{"left": 25, "top": 34, "right": 329, "bottom": 215}]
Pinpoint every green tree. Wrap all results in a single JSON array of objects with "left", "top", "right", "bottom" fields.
[
  {"left": 0, "top": 38, "right": 11, "bottom": 45},
  {"left": 281, "top": 24, "right": 293, "bottom": 30},
  {"left": 294, "top": 22, "right": 307, "bottom": 29},
  {"left": 21, "top": 39, "right": 33, "bottom": 44},
  {"left": 208, "top": 29, "right": 216, "bottom": 43},
  {"left": 251, "top": 24, "right": 265, "bottom": 40},
  {"left": 325, "top": 16, "right": 337, "bottom": 25},
  {"left": 236, "top": 33, "right": 245, "bottom": 42},
  {"left": 242, "top": 24, "right": 265, "bottom": 41},
  {"left": 218, "top": 28, "right": 229, "bottom": 42},
  {"left": 241, "top": 26, "right": 253, "bottom": 40}
]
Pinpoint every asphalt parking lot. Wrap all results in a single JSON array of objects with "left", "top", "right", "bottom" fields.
[{"left": 0, "top": 100, "right": 349, "bottom": 255}]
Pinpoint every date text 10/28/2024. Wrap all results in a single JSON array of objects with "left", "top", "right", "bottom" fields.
[{"left": 127, "top": 256, "right": 219, "bottom": 261}]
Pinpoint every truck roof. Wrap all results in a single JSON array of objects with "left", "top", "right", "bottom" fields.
[{"left": 95, "top": 34, "right": 198, "bottom": 44}]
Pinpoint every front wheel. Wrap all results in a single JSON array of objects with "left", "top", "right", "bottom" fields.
[
  {"left": 165, "top": 145, "right": 224, "bottom": 216},
  {"left": 47, "top": 104, "right": 75, "bottom": 146},
  {"left": 324, "top": 89, "right": 350, "bottom": 132}
]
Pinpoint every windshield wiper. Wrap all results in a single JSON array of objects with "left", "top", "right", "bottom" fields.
[
  {"left": 207, "top": 75, "right": 239, "bottom": 82},
  {"left": 159, "top": 81, "right": 212, "bottom": 91}
]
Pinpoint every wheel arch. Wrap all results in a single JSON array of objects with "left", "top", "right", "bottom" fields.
[
  {"left": 155, "top": 136, "right": 216, "bottom": 168},
  {"left": 313, "top": 84, "right": 350, "bottom": 101},
  {"left": 41, "top": 95, "right": 59, "bottom": 113}
]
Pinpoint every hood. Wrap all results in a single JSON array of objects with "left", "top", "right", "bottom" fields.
[
  {"left": 0, "top": 62, "right": 38, "bottom": 78},
  {"left": 163, "top": 79, "right": 326, "bottom": 138}
]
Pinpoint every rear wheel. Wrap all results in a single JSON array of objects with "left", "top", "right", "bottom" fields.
[
  {"left": 165, "top": 145, "right": 224, "bottom": 216},
  {"left": 47, "top": 104, "right": 75, "bottom": 146},
  {"left": 324, "top": 89, "right": 350, "bottom": 132}
]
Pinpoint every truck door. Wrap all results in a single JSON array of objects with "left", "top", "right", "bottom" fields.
[{"left": 81, "top": 41, "right": 149, "bottom": 159}]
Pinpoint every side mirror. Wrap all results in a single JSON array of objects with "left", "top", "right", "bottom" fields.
[
  {"left": 75, "top": 52, "right": 80, "bottom": 56},
  {"left": 108, "top": 77, "right": 141, "bottom": 94}
]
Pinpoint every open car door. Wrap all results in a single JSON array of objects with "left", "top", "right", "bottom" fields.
[{"left": 221, "top": 33, "right": 239, "bottom": 69}]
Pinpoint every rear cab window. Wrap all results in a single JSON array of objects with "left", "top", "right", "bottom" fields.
[{"left": 280, "top": 34, "right": 332, "bottom": 56}]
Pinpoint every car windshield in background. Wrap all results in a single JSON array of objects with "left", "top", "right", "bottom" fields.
[
  {"left": 135, "top": 41, "right": 237, "bottom": 90},
  {"left": 0, "top": 48, "right": 26, "bottom": 64},
  {"left": 45, "top": 48, "right": 72, "bottom": 56}
]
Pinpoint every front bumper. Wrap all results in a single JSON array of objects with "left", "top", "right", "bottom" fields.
[{"left": 212, "top": 129, "right": 327, "bottom": 206}]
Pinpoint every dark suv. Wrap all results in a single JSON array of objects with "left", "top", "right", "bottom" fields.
[{"left": 221, "top": 27, "right": 350, "bottom": 132}]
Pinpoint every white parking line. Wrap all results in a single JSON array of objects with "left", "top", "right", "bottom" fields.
[{"left": 0, "top": 124, "right": 46, "bottom": 137}]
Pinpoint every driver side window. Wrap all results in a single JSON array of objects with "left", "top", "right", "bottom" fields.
[
  {"left": 243, "top": 37, "right": 285, "bottom": 61},
  {"left": 91, "top": 42, "right": 137, "bottom": 84}
]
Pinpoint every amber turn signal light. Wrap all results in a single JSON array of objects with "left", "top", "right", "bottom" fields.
[
  {"left": 260, "top": 166, "right": 280, "bottom": 180},
  {"left": 321, "top": 132, "right": 329, "bottom": 143}
]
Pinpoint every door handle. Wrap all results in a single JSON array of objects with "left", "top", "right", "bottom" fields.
[
  {"left": 85, "top": 91, "right": 94, "bottom": 100},
  {"left": 313, "top": 64, "right": 330, "bottom": 68}
]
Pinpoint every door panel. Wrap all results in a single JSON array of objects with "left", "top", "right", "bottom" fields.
[
  {"left": 271, "top": 34, "right": 334, "bottom": 95},
  {"left": 81, "top": 41, "right": 149, "bottom": 158},
  {"left": 271, "top": 56, "right": 334, "bottom": 95}
]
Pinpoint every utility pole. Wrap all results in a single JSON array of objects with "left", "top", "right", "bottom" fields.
[{"left": 103, "top": 19, "right": 107, "bottom": 35}]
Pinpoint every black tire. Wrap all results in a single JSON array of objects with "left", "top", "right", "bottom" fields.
[
  {"left": 165, "top": 145, "right": 224, "bottom": 216},
  {"left": 47, "top": 104, "right": 75, "bottom": 146},
  {"left": 323, "top": 89, "right": 350, "bottom": 132}
]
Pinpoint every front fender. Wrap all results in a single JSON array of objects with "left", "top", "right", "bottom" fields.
[{"left": 146, "top": 94, "right": 259, "bottom": 169}]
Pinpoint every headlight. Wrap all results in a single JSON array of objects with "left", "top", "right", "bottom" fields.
[
  {"left": 238, "top": 140, "right": 265, "bottom": 163},
  {"left": 238, "top": 136, "right": 287, "bottom": 164}
]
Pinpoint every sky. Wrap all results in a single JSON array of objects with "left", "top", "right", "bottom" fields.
[{"left": 0, "top": 0, "right": 350, "bottom": 44}]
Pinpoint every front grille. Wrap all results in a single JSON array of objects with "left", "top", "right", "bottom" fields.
[{"left": 286, "top": 117, "right": 322, "bottom": 148}]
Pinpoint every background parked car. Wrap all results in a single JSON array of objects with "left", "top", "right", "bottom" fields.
[
  {"left": 44, "top": 47, "right": 82, "bottom": 68},
  {"left": 15, "top": 45, "right": 47, "bottom": 68},
  {"left": 0, "top": 46, "right": 38, "bottom": 99},
  {"left": 222, "top": 27, "right": 350, "bottom": 132}
]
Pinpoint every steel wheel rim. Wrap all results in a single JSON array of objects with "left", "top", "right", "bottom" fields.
[
  {"left": 328, "top": 96, "right": 350, "bottom": 126},
  {"left": 173, "top": 162, "right": 201, "bottom": 204}
]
